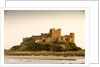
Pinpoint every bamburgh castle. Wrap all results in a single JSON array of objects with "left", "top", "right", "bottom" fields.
[{"left": 22, "top": 28, "right": 75, "bottom": 44}]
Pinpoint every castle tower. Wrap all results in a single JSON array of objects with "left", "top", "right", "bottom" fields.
[
  {"left": 50, "top": 28, "right": 61, "bottom": 38},
  {"left": 70, "top": 33, "right": 75, "bottom": 43}
]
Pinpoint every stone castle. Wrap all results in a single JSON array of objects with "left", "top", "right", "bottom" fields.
[{"left": 22, "top": 28, "right": 75, "bottom": 44}]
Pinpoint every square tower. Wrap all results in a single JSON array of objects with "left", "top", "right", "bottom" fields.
[
  {"left": 70, "top": 33, "right": 75, "bottom": 43},
  {"left": 50, "top": 28, "right": 61, "bottom": 38}
]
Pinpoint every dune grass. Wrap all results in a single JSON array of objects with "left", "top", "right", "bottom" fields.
[{"left": 4, "top": 50, "right": 85, "bottom": 57}]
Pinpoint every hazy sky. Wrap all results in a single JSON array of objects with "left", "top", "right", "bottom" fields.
[{"left": 4, "top": 10, "right": 85, "bottom": 49}]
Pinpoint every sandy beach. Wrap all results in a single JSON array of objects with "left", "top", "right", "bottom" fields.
[
  {"left": 4, "top": 55, "right": 85, "bottom": 64},
  {"left": 5, "top": 55, "right": 85, "bottom": 60}
]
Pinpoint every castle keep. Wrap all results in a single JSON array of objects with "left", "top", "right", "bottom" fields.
[{"left": 22, "top": 28, "right": 75, "bottom": 44}]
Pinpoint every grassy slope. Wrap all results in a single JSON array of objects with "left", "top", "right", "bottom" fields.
[
  {"left": 10, "top": 42, "right": 81, "bottom": 51},
  {"left": 4, "top": 42, "right": 84, "bottom": 56}
]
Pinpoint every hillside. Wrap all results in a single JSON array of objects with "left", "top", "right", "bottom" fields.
[{"left": 10, "top": 41, "right": 81, "bottom": 52}]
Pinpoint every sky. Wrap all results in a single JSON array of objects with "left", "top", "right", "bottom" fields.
[{"left": 4, "top": 10, "right": 85, "bottom": 49}]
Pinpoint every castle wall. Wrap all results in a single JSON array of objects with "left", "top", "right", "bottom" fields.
[
  {"left": 31, "top": 36, "right": 42, "bottom": 39},
  {"left": 41, "top": 33, "right": 50, "bottom": 37},
  {"left": 45, "top": 37, "right": 57, "bottom": 42},
  {"left": 23, "top": 38, "right": 30, "bottom": 42}
]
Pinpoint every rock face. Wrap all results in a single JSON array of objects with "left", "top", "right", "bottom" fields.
[{"left": 22, "top": 28, "right": 75, "bottom": 45}]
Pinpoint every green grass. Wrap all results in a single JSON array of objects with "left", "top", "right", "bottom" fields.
[
  {"left": 10, "top": 42, "right": 81, "bottom": 51},
  {"left": 42, "top": 42, "right": 53, "bottom": 45},
  {"left": 4, "top": 50, "right": 85, "bottom": 57}
]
